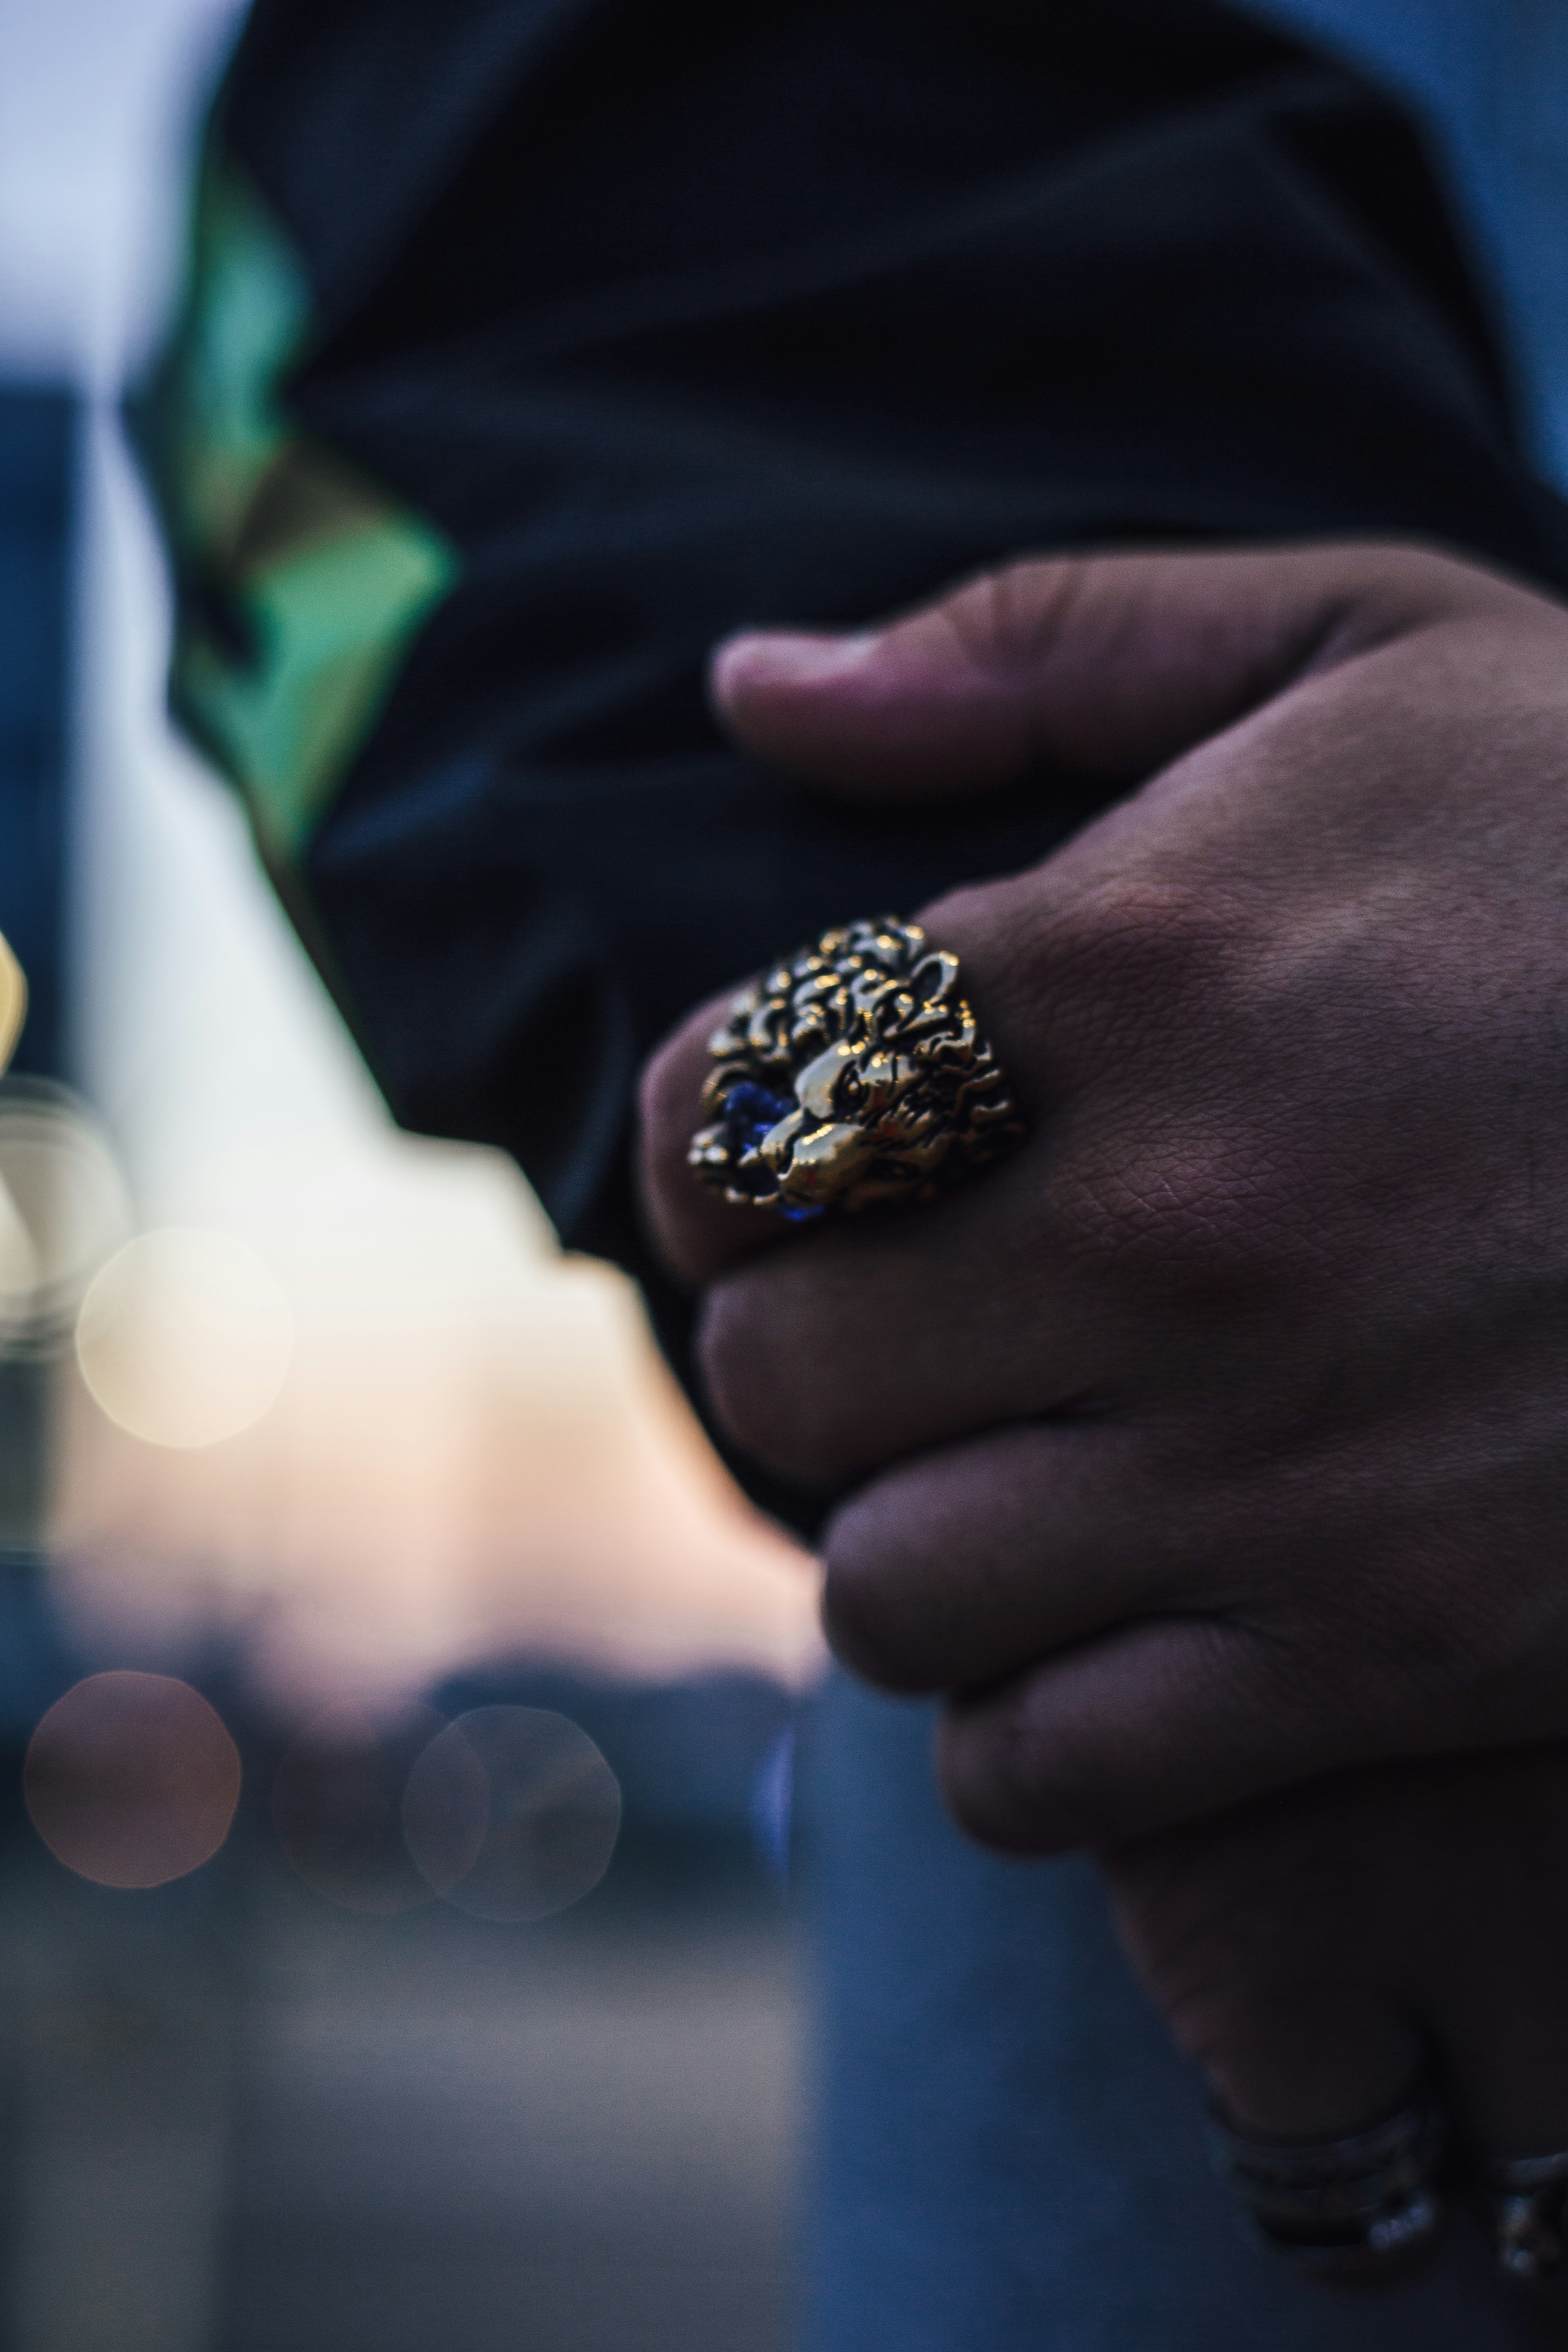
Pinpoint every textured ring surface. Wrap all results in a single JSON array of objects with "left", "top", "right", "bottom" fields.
[
  {"left": 688, "top": 916, "right": 1026, "bottom": 1218},
  {"left": 1483, "top": 2151, "right": 1568, "bottom": 2290},
  {"left": 1208, "top": 2094, "right": 1448, "bottom": 2284}
]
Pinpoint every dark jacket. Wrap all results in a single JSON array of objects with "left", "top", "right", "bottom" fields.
[{"left": 140, "top": 0, "right": 1568, "bottom": 1522}]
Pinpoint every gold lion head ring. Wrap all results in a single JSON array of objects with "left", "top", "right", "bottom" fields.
[{"left": 687, "top": 915, "right": 1027, "bottom": 1220}]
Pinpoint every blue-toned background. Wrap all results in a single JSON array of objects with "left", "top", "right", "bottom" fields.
[{"left": 0, "top": 388, "right": 71, "bottom": 1079}]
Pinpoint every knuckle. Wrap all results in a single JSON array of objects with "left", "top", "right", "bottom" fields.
[
  {"left": 935, "top": 1690, "right": 1111, "bottom": 1856},
  {"left": 820, "top": 1514, "right": 938, "bottom": 1693},
  {"left": 695, "top": 1287, "right": 783, "bottom": 1460},
  {"left": 1050, "top": 877, "right": 1245, "bottom": 1012},
  {"left": 940, "top": 557, "right": 1086, "bottom": 679},
  {"left": 1047, "top": 1125, "right": 1296, "bottom": 1303},
  {"left": 1026, "top": 899, "right": 1310, "bottom": 1301},
  {"left": 637, "top": 994, "right": 788, "bottom": 1283},
  {"left": 639, "top": 983, "right": 743, "bottom": 1139},
  {"left": 636, "top": 1021, "right": 706, "bottom": 1173},
  {"left": 1363, "top": 540, "right": 1496, "bottom": 614},
  {"left": 635, "top": 1071, "right": 696, "bottom": 1246}
]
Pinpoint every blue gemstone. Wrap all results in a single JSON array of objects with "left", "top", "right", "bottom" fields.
[
  {"left": 723, "top": 1080, "right": 796, "bottom": 1157},
  {"left": 719, "top": 1080, "right": 826, "bottom": 1218}
]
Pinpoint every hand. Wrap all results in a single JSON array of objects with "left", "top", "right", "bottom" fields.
[
  {"left": 1107, "top": 1748, "right": 1568, "bottom": 2159},
  {"left": 1105, "top": 1746, "right": 1568, "bottom": 2287},
  {"left": 640, "top": 542, "right": 1568, "bottom": 1848}
]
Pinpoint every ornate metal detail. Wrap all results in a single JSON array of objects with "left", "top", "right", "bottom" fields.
[
  {"left": 1485, "top": 2150, "right": 1568, "bottom": 2289},
  {"left": 688, "top": 915, "right": 1026, "bottom": 1218},
  {"left": 1208, "top": 2094, "right": 1449, "bottom": 2285}
]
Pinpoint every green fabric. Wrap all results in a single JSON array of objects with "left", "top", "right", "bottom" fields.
[{"left": 147, "top": 158, "right": 457, "bottom": 859}]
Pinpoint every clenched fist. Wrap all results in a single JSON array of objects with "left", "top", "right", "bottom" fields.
[{"left": 641, "top": 542, "right": 1568, "bottom": 1850}]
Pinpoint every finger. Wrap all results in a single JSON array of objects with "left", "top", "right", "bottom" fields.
[
  {"left": 1109, "top": 1753, "right": 1568, "bottom": 2163},
  {"left": 1390, "top": 1750, "right": 1568, "bottom": 2159},
  {"left": 637, "top": 840, "right": 1145, "bottom": 1316},
  {"left": 637, "top": 986, "right": 794, "bottom": 1284},
  {"left": 933, "top": 1616, "right": 1373, "bottom": 1853},
  {"left": 1178, "top": 1989, "right": 1423, "bottom": 2152},
  {"left": 633, "top": 838, "right": 1098, "bottom": 1298},
  {"left": 821, "top": 1422, "right": 1193, "bottom": 1692},
  {"left": 1105, "top": 1779, "right": 1445, "bottom": 2290},
  {"left": 678, "top": 845, "right": 1269, "bottom": 1474},
  {"left": 1105, "top": 1784, "right": 1428, "bottom": 2146},
  {"left": 635, "top": 872, "right": 1067, "bottom": 1301},
  {"left": 710, "top": 542, "right": 1515, "bottom": 798},
  {"left": 655, "top": 545, "right": 1463, "bottom": 1292},
  {"left": 695, "top": 1147, "right": 1121, "bottom": 1480},
  {"left": 689, "top": 920, "right": 1284, "bottom": 1483}
]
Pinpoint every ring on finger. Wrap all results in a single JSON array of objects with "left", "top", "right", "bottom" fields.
[
  {"left": 1208, "top": 2089, "right": 1449, "bottom": 2283},
  {"left": 687, "top": 915, "right": 1027, "bottom": 1218},
  {"left": 1482, "top": 2151, "right": 1568, "bottom": 2291}
]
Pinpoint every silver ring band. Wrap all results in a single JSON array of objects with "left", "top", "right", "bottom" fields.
[
  {"left": 1483, "top": 2150, "right": 1568, "bottom": 2290},
  {"left": 1208, "top": 2093, "right": 1448, "bottom": 2282}
]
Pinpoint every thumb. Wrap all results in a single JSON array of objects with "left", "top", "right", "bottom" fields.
[{"left": 709, "top": 542, "right": 1514, "bottom": 797}]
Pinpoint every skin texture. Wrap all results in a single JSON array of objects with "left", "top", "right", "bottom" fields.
[{"left": 637, "top": 541, "right": 1568, "bottom": 2157}]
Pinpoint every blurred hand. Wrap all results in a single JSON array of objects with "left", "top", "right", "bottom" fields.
[{"left": 640, "top": 542, "right": 1568, "bottom": 1848}]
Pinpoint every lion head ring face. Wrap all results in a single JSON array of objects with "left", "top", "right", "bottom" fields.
[{"left": 687, "top": 916, "right": 1027, "bottom": 1218}]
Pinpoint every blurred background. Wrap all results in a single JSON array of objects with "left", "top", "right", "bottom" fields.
[
  {"left": 1, "top": 3, "right": 1567, "bottom": 2348},
  {"left": 0, "top": 4, "right": 822, "bottom": 2346}
]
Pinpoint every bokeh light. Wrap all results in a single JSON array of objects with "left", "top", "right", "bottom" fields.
[
  {"left": 0, "top": 1080, "right": 131, "bottom": 1355},
  {"left": 75, "top": 1226, "right": 293, "bottom": 1447},
  {"left": 24, "top": 1670, "right": 241, "bottom": 1888},
  {"left": 272, "top": 1702, "right": 449, "bottom": 1915},
  {"left": 402, "top": 1707, "right": 622, "bottom": 1923}
]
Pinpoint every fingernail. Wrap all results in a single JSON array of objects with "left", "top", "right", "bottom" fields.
[{"left": 711, "top": 630, "right": 881, "bottom": 702}]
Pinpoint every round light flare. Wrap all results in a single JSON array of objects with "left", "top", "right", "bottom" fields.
[
  {"left": 403, "top": 1707, "right": 622, "bottom": 1924},
  {"left": 25, "top": 1672, "right": 242, "bottom": 1890},
  {"left": 75, "top": 1228, "right": 294, "bottom": 1448}
]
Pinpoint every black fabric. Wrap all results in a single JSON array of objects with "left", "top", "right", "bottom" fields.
[{"left": 209, "top": 0, "right": 1568, "bottom": 1528}]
